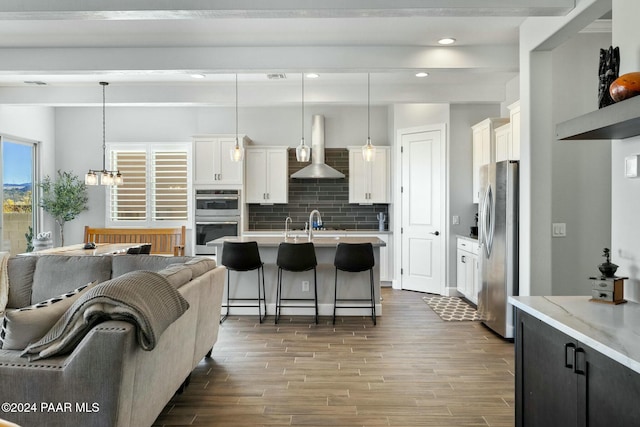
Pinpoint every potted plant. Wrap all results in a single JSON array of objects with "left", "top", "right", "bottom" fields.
[{"left": 39, "top": 170, "right": 89, "bottom": 247}]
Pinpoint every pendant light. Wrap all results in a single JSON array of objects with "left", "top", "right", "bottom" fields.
[
  {"left": 362, "top": 73, "right": 376, "bottom": 162},
  {"left": 230, "top": 73, "right": 244, "bottom": 162},
  {"left": 296, "top": 73, "right": 311, "bottom": 162},
  {"left": 85, "top": 82, "right": 123, "bottom": 186}
]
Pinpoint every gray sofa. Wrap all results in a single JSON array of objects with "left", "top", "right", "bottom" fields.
[{"left": 0, "top": 254, "right": 225, "bottom": 427}]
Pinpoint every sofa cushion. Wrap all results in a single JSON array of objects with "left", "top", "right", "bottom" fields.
[
  {"left": 31, "top": 256, "right": 112, "bottom": 304},
  {"left": 184, "top": 258, "right": 216, "bottom": 278},
  {"left": 157, "top": 265, "right": 193, "bottom": 289},
  {"left": 7, "top": 256, "right": 38, "bottom": 309},
  {"left": 112, "top": 255, "right": 194, "bottom": 278},
  {"left": 0, "top": 281, "right": 96, "bottom": 350}
]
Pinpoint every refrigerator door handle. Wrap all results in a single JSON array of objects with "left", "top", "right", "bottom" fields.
[{"left": 481, "top": 184, "right": 494, "bottom": 258}]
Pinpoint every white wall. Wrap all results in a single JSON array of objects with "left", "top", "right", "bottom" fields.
[
  {"left": 55, "top": 104, "right": 389, "bottom": 245},
  {"left": 612, "top": 0, "right": 640, "bottom": 302},
  {"left": 519, "top": 0, "right": 613, "bottom": 296},
  {"left": 0, "top": 105, "right": 58, "bottom": 241},
  {"left": 551, "top": 32, "right": 612, "bottom": 295},
  {"left": 449, "top": 103, "right": 501, "bottom": 288}
]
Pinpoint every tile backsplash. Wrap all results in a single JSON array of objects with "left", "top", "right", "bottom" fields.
[{"left": 247, "top": 148, "right": 389, "bottom": 231}]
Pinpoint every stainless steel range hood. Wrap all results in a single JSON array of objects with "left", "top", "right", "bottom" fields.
[{"left": 291, "top": 115, "right": 345, "bottom": 179}]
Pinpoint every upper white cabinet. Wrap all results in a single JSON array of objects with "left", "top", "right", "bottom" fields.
[
  {"left": 193, "top": 134, "right": 249, "bottom": 186},
  {"left": 494, "top": 123, "right": 511, "bottom": 163},
  {"left": 508, "top": 100, "right": 521, "bottom": 161},
  {"left": 471, "top": 118, "right": 509, "bottom": 203},
  {"left": 245, "top": 146, "right": 289, "bottom": 204},
  {"left": 348, "top": 146, "right": 391, "bottom": 204}
]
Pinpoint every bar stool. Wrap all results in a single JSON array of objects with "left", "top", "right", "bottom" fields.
[
  {"left": 275, "top": 242, "right": 318, "bottom": 324},
  {"left": 333, "top": 242, "right": 376, "bottom": 325},
  {"left": 220, "top": 241, "right": 266, "bottom": 324}
]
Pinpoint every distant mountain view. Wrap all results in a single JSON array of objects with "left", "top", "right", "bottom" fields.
[{"left": 3, "top": 182, "right": 33, "bottom": 213}]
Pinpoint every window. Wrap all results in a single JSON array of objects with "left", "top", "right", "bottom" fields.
[
  {"left": 1, "top": 136, "right": 39, "bottom": 255},
  {"left": 107, "top": 143, "right": 191, "bottom": 227}
]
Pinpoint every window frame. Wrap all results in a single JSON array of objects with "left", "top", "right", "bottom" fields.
[{"left": 105, "top": 142, "right": 192, "bottom": 228}]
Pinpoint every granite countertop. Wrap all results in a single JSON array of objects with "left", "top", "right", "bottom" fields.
[
  {"left": 509, "top": 295, "right": 640, "bottom": 374},
  {"left": 208, "top": 235, "right": 387, "bottom": 247}
]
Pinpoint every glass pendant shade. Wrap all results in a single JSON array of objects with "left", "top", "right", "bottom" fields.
[
  {"left": 100, "top": 171, "right": 113, "bottom": 186},
  {"left": 85, "top": 171, "right": 98, "bottom": 185},
  {"left": 362, "top": 137, "right": 376, "bottom": 162},
  {"left": 296, "top": 138, "right": 311, "bottom": 162},
  {"left": 114, "top": 171, "right": 124, "bottom": 185},
  {"left": 230, "top": 140, "right": 244, "bottom": 162}
]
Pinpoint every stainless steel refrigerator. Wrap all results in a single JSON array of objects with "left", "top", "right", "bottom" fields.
[{"left": 478, "top": 160, "right": 518, "bottom": 339}]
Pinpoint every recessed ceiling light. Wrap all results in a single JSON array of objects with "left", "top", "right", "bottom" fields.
[
  {"left": 438, "top": 38, "right": 456, "bottom": 45},
  {"left": 415, "top": 72, "right": 429, "bottom": 78},
  {"left": 306, "top": 73, "right": 320, "bottom": 79},
  {"left": 190, "top": 73, "right": 206, "bottom": 79}
]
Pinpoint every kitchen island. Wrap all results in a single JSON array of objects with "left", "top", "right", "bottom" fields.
[
  {"left": 510, "top": 296, "right": 640, "bottom": 426},
  {"left": 208, "top": 235, "right": 386, "bottom": 318}
]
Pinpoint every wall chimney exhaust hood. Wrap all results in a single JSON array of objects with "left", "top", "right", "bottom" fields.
[{"left": 291, "top": 115, "right": 345, "bottom": 179}]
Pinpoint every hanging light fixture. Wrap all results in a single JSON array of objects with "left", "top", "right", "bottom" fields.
[
  {"left": 85, "top": 82, "right": 123, "bottom": 186},
  {"left": 230, "top": 73, "right": 244, "bottom": 162},
  {"left": 362, "top": 73, "right": 376, "bottom": 162},
  {"left": 296, "top": 73, "right": 311, "bottom": 162}
]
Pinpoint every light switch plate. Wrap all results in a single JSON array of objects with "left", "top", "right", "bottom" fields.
[
  {"left": 625, "top": 155, "right": 639, "bottom": 178},
  {"left": 452, "top": 215, "right": 460, "bottom": 225},
  {"left": 552, "top": 223, "right": 566, "bottom": 237}
]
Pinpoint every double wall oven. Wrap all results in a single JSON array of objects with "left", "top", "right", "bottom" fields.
[{"left": 194, "top": 189, "right": 240, "bottom": 256}]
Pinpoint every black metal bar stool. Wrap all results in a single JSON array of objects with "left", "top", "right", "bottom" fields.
[
  {"left": 333, "top": 242, "right": 376, "bottom": 325},
  {"left": 275, "top": 242, "right": 318, "bottom": 324},
  {"left": 220, "top": 241, "right": 266, "bottom": 324}
]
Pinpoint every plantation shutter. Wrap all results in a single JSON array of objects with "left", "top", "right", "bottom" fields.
[
  {"left": 108, "top": 144, "right": 190, "bottom": 225},
  {"left": 110, "top": 150, "right": 147, "bottom": 221},
  {"left": 152, "top": 150, "right": 188, "bottom": 221}
]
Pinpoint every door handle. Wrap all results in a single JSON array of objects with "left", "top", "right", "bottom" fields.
[
  {"left": 564, "top": 343, "right": 576, "bottom": 369},
  {"left": 430, "top": 231, "right": 440, "bottom": 236}
]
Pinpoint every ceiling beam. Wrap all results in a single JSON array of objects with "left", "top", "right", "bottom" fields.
[
  {"left": 0, "top": 45, "right": 518, "bottom": 75},
  {"left": 0, "top": 0, "right": 575, "bottom": 20}
]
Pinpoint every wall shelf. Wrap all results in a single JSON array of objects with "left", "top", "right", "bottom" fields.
[{"left": 556, "top": 95, "right": 640, "bottom": 140}]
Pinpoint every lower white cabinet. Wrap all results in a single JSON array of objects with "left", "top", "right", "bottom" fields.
[
  {"left": 245, "top": 146, "right": 288, "bottom": 204},
  {"left": 456, "top": 237, "right": 479, "bottom": 304}
]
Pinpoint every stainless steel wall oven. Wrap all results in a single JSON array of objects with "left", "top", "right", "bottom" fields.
[{"left": 194, "top": 189, "right": 240, "bottom": 255}]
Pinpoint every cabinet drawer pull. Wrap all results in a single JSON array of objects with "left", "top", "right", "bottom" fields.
[
  {"left": 564, "top": 342, "right": 575, "bottom": 369},
  {"left": 573, "top": 347, "right": 586, "bottom": 376},
  {"left": 461, "top": 255, "right": 466, "bottom": 263}
]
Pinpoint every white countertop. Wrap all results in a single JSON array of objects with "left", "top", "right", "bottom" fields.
[
  {"left": 244, "top": 229, "right": 392, "bottom": 236},
  {"left": 457, "top": 234, "right": 478, "bottom": 242},
  {"left": 509, "top": 296, "right": 640, "bottom": 374},
  {"left": 208, "top": 235, "right": 387, "bottom": 248}
]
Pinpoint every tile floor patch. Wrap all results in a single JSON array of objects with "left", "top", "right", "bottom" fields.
[{"left": 422, "top": 295, "right": 482, "bottom": 321}]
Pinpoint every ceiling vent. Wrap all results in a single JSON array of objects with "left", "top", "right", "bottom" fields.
[{"left": 266, "top": 73, "right": 287, "bottom": 80}]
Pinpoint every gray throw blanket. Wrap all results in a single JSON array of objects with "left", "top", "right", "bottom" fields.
[{"left": 21, "top": 270, "right": 190, "bottom": 361}]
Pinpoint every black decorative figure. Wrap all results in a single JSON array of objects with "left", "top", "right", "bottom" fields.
[{"left": 598, "top": 46, "right": 620, "bottom": 109}]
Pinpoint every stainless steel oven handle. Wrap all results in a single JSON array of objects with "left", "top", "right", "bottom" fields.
[
  {"left": 195, "top": 221, "right": 239, "bottom": 225},
  {"left": 195, "top": 196, "right": 239, "bottom": 200}
]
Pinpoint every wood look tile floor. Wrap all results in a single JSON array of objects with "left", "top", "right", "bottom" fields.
[{"left": 153, "top": 288, "right": 515, "bottom": 427}]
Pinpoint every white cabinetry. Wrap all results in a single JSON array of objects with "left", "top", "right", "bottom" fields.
[
  {"left": 456, "top": 237, "right": 479, "bottom": 304},
  {"left": 471, "top": 118, "right": 509, "bottom": 203},
  {"left": 193, "top": 135, "right": 249, "bottom": 186},
  {"left": 508, "top": 100, "right": 521, "bottom": 161},
  {"left": 494, "top": 123, "right": 511, "bottom": 163},
  {"left": 348, "top": 146, "right": 391, "bottom": 204},
  {"left": 245, "top": 146, "right": 289, "bottom": 204}
]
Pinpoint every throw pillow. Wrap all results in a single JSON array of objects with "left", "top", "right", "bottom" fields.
[{"left": 0, "top": 281, "right": 97, "bottom": 350}]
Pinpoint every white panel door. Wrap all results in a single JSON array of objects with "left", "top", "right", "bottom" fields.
[{"left": 401, "top": 128, "right": 443, "bottom": 294}]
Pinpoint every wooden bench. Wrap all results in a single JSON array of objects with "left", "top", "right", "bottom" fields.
[{"left": 84, "top": 226, "right": 186, "bottom": 256}]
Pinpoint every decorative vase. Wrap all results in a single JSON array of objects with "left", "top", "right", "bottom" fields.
[{"left": 609, "top": 72, "right": 640, "bottom": 103}]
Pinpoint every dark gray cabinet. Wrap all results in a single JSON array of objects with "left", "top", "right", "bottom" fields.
[{"left": 515, "top": 308, "right": 640, "bottom": 427}]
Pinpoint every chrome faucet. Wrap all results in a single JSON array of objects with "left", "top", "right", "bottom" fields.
[
  {"left": 308, "top": 209, "right": 322, "bottom": 241},
  {"left": 284, "top": 216, "right": 292, "bottom": 239}
]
